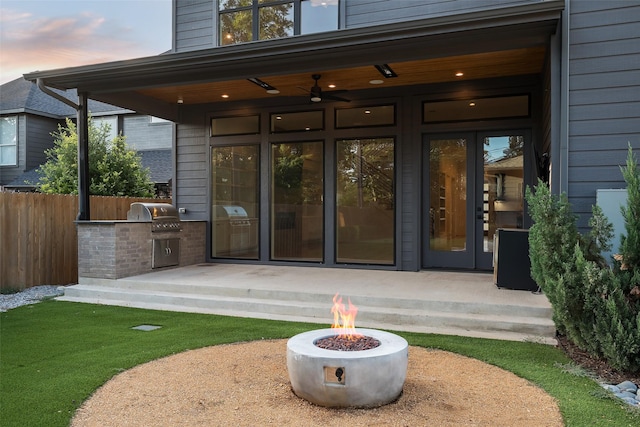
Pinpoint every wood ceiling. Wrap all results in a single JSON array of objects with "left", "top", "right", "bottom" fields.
[{"left": 136, "top": 46, "right": 546, "bottom": 105}]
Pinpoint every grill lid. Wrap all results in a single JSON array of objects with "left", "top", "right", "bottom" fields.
[
  {"left": 214, "top": 205, "right": 249, "bottom": 219},
  {"left": 127, "top": 202, "right": 180, "bottom": 222}
]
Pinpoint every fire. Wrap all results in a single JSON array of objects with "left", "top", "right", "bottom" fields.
[{"left": 331, "top": 293, "right": 361, "bottom": 340}]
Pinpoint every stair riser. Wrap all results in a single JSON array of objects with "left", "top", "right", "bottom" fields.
[
  {"left": 61, "top": 288, "right": 554, "bottom": 337},
  {"left": 77, "top": 279, "right": 552, "bottom": 318}
]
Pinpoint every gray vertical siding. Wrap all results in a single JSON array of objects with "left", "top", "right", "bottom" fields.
[
  {"left": 25, "top": 115, "right": 60, "bottom": 170},
  {"left": 175, "top": 120, "right": 209, "bottom": 219},
  {"left": 567, "top": 0, "right": 640, "bottom": 228},
  {"left": 175, "top": 0, "right": 215, "bottom": 52}
]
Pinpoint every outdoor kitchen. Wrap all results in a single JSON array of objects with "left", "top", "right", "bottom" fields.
[{"left": 76, "top": 202, "right": 206, "bottom": 280}]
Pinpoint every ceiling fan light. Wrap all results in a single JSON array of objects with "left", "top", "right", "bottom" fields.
[
  {"left": 266, "top": 89, "right": 280, "bottom": 94},
  {"left": 310, "top": 96, "right": 322, "bottom": 102}
]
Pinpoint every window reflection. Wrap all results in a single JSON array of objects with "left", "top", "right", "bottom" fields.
[
  {"left": 336, "top": 138, "right": 395, "bottom": 265},
  {"left": 211, "top": 145, "right": 259, "bottom": 259},
  {"left": 219, "top": 0, "right": 338, "bottom": 45},
  {"left": 271, "top": 141, "right": 324, "bottom": 261},
  {"left": 429, "top": 139, "right": 467, "bottom": 252}
]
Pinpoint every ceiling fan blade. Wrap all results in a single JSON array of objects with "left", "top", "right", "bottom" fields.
[{"left": 323, "top": 93, "right": 351, "bottom": 102}]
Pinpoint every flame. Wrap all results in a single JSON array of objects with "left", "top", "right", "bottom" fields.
[{"left": 331, "top": 293, "right": 361, "bottom": 340}]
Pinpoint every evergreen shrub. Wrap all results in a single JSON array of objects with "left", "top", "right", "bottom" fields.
[{"left": 526, "top": 145, "right": 640, "bottom": 372}]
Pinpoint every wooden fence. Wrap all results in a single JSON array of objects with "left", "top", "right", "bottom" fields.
[{"left": 0, "top": 193, "right": 170, "bottom": 291}]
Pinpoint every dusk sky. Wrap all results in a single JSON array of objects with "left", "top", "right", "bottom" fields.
[{"left": 0, "top": 0, "right": 172, "bottom": 85}]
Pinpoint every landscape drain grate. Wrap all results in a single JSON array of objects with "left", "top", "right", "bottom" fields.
[{"left": 131, "top": 325, "right": 162, "bottom": 331}]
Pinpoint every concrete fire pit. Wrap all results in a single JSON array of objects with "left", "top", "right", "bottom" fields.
[{"left": 287, "top": 328, "right": 408, "bottom": 408}]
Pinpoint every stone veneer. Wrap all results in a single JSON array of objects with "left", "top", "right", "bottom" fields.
[{"left": 77, "top": 220, "right": 206, "bottom": 279}]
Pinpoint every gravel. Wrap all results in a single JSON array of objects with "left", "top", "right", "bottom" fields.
[{"left": 0, "top": 285, "right": 65, "bottom": 312}]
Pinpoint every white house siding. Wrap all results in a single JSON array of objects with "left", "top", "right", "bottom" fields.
[{"left": 567, "top": 0, "right": 640, "bottom": 229}]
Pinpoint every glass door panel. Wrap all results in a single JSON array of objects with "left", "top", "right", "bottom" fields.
[
  {"left": 271, "top": 141, "right": 324, "bottom": 261},
  {"left": 424, "top": 135, "right": 473, "bottom": 268},
  {"left": 336, "top": 138, "right": 395, "bottom": 265},
  {"left": 211, "top": 145, "right": 259, "bottom": 259},
  {"left": 477, "top": 134, "right": 525, "bottom": 269}
]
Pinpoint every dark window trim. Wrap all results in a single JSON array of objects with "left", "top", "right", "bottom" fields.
[
  {"left": 334, "top": 103, "right": 397, "bottom": 129},
  {"left": 269, "top": 109, "right": 325, "bottom": 133},
  {"left": 422, "top": 94, "right": 531, "bottom": 124},
  {"left": 210, "top": 114, "right": 261, "bottom": 137}
]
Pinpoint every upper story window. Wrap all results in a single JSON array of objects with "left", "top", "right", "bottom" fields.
[
  {"left": 219, "top": 0, "right": 339, "bottom": 46},
  {"left": 0, "top": 116, "right": 17, "bottom": 166},
  {"left": 93, "top": 116, "right": 118, "bottom": 141}
]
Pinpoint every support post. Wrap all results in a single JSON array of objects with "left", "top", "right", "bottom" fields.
[{"left": 77, "top": 92, "right": 90, "bottom": 220}]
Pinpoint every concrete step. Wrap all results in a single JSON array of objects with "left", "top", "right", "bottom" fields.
[{"left": 57, "top": 283, "right": 556, "bottom": 344}]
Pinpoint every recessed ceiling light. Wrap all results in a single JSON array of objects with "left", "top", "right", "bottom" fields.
[
  {"left": 276, "top": 116, "right": 282, "bottom": 120},
  {"left": 328, "top": 84, "right": 336, "bottom": 88},
  {"left": 364, "top": 110, "right": 371, "bottom": 114},
  {"left": 469, "top": 101, "right": 476, "bottom": 107},
  {"left": 305, "top": 127, "right": 311, "bottom": 131},
  {"left": 369, "top": 79, "right": 384, "bottom": 85},
  {"left": 221, "top": 94, "right": 229, "bottom": 99},
  {"left": 177, "top": 97, "right": 184, "bottom": 104},
  {"left": 455, "top": 72, "right": 464, "bottom": 77},
  {"left": 248, "top": 77, "right": 280, "bottom": 94}
]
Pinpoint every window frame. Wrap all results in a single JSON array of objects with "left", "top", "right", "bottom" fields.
[
  {"left": 0, "top": 115, "right": 18, "bottom": 167},
  {"left": 218, "top": 0, "right": 339, "bottom": 46}
]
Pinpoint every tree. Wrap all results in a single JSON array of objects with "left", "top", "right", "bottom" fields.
[{"left": 36, "top": 118, "right": 155, "bottom": 197}]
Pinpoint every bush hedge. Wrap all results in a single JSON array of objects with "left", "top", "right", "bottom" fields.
[{"left": 526, "top": 145, "right": 640, "bottom": 372}]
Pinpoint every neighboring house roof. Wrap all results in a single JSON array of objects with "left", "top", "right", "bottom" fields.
[
  {"left": 4, "top": 149, "right": 172, "bottom": 190},
  {"left": 485, "top": 155, "right": 523, "bottom": 171},
  {"left": 138, "top": 150, "right": 172, "bottom": 183},
  {"left": 0, "top": 77, "right": 131, "bottom": 118},
  {"left": 3, "top": 168, "right": 42, "bottom": 190}
]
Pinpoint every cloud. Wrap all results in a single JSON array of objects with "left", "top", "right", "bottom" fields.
[{"left": 0, "top": 7, "right": 159, "bottom": 84}]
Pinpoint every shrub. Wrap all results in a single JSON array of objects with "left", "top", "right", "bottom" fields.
[{"left": 526, "top": 145, "right": 640, "bottom": 372}]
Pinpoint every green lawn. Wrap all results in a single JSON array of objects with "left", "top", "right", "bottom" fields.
[{"left": 1, "top": 300, "right": 638, "bottom": 426}]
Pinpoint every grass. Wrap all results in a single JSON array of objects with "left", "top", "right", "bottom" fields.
[{"left": 1, "top": 301, "right": 639, "bottom": 427}]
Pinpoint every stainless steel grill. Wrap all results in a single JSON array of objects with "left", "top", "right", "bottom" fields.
[{"left": 127, "top": 202, "right": 182, "bottom": 232}]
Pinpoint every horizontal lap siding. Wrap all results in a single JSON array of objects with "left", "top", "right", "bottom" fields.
[
  {"left": 567, "top": 0, "right": 640, "bottom": 229},
  {"left": 175, "top": 121, "right": 208, "bottom": 218},
  {"left": 175, "top": 0, "right": 214, "bottom": 52},
  {"left": 345, "top": 0, "right": 538, "bottom": 27},
  {"left": 123, "top": 115, "right": 173, "bottom": 150}
]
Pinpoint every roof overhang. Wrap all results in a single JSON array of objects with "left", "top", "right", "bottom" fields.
[{"left": 24, "top": 0, "right": 563, "bottom": 121}]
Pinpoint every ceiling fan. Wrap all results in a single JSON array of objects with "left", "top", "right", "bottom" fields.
[{"left": 299, "top": 74, "right": 350, "bottom": 103}]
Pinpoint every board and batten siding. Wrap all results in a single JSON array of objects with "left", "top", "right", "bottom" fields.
[
  {"left": 567, "top": 0, "right": 640, "bottom": 229},
  {"left": 175, "top": 122, "right": 209, "bottom": 219},
  {"left": 175, "top": 0, "right": 215, "bottom": 52}
]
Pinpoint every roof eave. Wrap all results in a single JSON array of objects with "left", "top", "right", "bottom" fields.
[{"left": 23, "top": 0, "right": 563, "bottom": 93}]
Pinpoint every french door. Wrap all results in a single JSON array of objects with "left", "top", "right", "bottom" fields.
[{"left": 423, "top": 131, "right": 526, "bottom": 270}]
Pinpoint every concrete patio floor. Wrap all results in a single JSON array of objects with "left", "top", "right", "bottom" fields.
[{"left": 59, "top": 263, "right": 556, "bottom": 344}]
